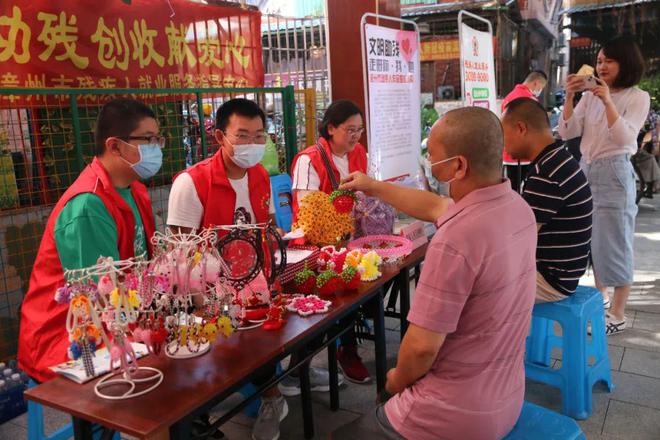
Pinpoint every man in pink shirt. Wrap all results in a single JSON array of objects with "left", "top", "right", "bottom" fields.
[
  {"left": 333, "top": 107, "right": 537, "bottom": 440},
  {"left": 502, "top": 70, "right": 548, "bottom": 192}
]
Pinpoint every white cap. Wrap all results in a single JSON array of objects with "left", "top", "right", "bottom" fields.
[
  {"left": 3, "top": 369, "right": 12, "bottom": 377},
  {"left": 11, "top": 373, "right": 21, "bottom": 381},
  {"left": 0, "top": 362, "right": 5, "bottom": 369},
  {"left": 0, "top": 380, "right": 5, "bottom": 387}
]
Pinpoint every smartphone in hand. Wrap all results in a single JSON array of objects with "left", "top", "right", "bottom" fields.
[{"left": 583, "top": 75, "right": 597, "bottom": 90}]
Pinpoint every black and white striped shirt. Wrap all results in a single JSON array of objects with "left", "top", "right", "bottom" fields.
[{"left": 522, "top": 141, "right": 593, "bottom": 295}]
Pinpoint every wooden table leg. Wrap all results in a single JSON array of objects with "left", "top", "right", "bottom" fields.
[
  {"left": 299, "top": 359, "right": 315, "bottom": 439},
  {"left": 327, "top": 340, "right": 339, "bottom": 411},
  {"left": 373, "top": 289, "right": 387, "bottom": 393},
  {"left": 72, "top": 417, "right": 93, "bottom": 440}
]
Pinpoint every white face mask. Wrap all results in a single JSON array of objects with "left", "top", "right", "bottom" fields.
[
  {"left": 230, "top": 143, "right": 266, "bottom": 169},
  {"left": 422, "top": 155, "right": 459, "bottom": 198}
]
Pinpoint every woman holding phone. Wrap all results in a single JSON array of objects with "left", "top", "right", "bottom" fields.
[{"left": 559, "top": 36, "right": 650, "bottom": 335}]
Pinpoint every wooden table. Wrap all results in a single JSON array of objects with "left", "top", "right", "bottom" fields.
[{"left": 25, "top": 268, "right": 401, "bottom": 440}]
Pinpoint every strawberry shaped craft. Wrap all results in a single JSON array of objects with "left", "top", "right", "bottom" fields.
[
  {"left": 316, "top": 270, "right": 343, "bottom": 297},
  {"left": 341, "top": 265, "right": 361, "bottom": 290},
  {"left": 294, "top": 265, "right": 317, "bottom": 294},
  {"left": 329, "top": 190, "right": 357, "bottom": 214}
]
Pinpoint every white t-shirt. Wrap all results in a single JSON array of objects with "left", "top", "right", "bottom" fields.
[
  {"left": 167, "top": 172, "right": 275, "bottom": 229},
  {"left": 558, "top": 87, "right": 650, "bottom": 163},
  {"left": 292, "top": 153, "right": 350, "bottom": 191}
]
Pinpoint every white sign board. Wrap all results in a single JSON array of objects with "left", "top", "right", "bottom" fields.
[
  {"left": 459, "top": 22, "right": 497, "bottom": 112},
  {"left": 364, "top": 23, "right": 421, "bottom": 182}
]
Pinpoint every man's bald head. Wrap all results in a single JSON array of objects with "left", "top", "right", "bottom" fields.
[{"left": 429, "top": 107, "right": 503, "bottom": 179}]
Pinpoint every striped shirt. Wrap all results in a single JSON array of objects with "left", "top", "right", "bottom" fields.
[{"left": 522, "top": 141, "right": 593, "bottom": 295}]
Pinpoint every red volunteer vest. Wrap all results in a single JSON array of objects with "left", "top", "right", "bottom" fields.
[
  {"left": 290, "top": 137, "right": 367, "bottom": 221},
  {"left": 18, "top": 158, "right": 155, "bottom": 382},
  {"left": 175, "top": 150, "right": 271, "bottom": 230}
]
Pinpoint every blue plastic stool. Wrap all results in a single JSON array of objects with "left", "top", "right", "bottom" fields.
[
  {"left": 503, "top": 401, "right": 586, "bottom": 439},
  {"left": 28, "top": 380, "right": 119, "bottom": 440},
  {"left": 525, "top": 286, "right": 614, "bottom": 420},
  {"left": 238, "top": 363, "right": 284, "bottom": 418},
  {"left": 270, "top": 174, "right": 293, "bottom": 232},
  {"left": 239, "top": 383, "right": 262, "bottom": 418}
]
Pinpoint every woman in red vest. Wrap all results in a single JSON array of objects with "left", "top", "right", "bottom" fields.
[
  {"left": 291, "top": 100, "right": 368, "bottom": 218},
  {"left": 18, "top": 99, "right": 160, "bottom": 383},
  {"left": 290, "top": 100, "right": 371, "bottom": 384}
]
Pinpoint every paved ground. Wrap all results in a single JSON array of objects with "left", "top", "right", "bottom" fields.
[{"left": 2, "top": 196, "right": 659, "bottom": 440}]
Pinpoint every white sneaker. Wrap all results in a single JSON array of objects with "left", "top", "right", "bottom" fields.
[
  {"left": 605, "top": 315, "right": 626, "bottom": 336},
  {"left": 278, "top": 366, "right": 344, "bottom": 397},
  {"left": 252, "top": 396, "right": 288, "bottom": 440}
]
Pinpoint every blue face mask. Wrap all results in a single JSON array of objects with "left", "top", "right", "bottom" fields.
[
  {"left": 422, "top": 155, "right": 458, "bottom": 197},
  {"left": 121, "top": 141, "right": 163, "bottom": 180}
]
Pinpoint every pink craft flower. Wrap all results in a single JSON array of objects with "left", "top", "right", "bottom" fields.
[{"left": 286, "top": 295, "right": 331, "bottom": 316}]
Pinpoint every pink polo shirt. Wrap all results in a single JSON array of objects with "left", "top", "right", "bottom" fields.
[{"left": 385, "top": 180, "right": 537, "bottom": 440}]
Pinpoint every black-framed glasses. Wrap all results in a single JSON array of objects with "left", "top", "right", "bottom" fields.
[{"left": 121, "top": 135, "right": 166, "bottom": 148}]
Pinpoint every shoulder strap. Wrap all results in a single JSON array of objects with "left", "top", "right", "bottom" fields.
[{"left": 316, "top": 142, "right": 339, "bottom": 190}]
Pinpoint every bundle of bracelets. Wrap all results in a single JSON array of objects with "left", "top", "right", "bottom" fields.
[{"left": 347, "top": 235, "right": 414, "bottom": 265}]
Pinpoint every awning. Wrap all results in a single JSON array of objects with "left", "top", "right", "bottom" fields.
[
  {"left": 401, "top": 0, "right": 500, "bottom": 17},
  {"left": 561, "top": 0, "right": 660, "bottom": 14}
]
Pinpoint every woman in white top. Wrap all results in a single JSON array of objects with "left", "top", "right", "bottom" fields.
[{"left": 559, "top": 37, "right": 650, "bottom": 335}]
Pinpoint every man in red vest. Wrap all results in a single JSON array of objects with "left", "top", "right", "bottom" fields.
[
  {"left": 18, "top": 99, "right": 160, "bottom": 383},
  {"left": 501, "top": 70, "right": 547, "bottom": 192},
  {"left": 168, "top": 98, "right": 276, "bottom": 233},
  {"left": 169, "top": 98, "right": 336, "bottom": 440}
]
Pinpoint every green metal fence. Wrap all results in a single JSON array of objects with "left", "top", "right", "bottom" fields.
[{"left": 0, "top": 85, "right": 297, "bottom": 360}]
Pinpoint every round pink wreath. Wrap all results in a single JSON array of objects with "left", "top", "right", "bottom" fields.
[
  {"left": 286, "top": 295, "right": 332, "bottom": 317},
  {"left": 347, "top": 235, "right": 413, "bottom": 265}
]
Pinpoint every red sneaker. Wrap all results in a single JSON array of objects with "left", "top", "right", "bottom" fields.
[{"left": 337, "top": 346, "right": 371, "bottom": 384}]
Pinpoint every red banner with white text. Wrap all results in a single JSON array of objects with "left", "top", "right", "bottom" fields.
[{"left": 0, "top": 0, "right": 264, "bottom": 105}]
